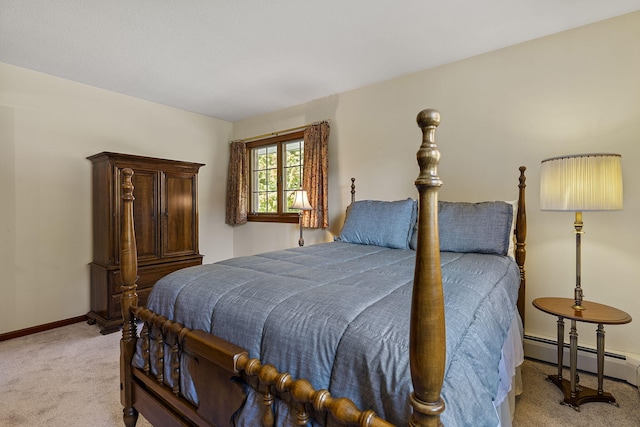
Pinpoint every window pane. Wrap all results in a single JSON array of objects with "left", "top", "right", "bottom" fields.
[
  {"left": 253, "top": 147, "right": 267, "bottom": 170},
  {"left": 284, "top": 140, "right": 303, "bottom": 169},
  {"left": 284, "top": 166, "right": 301, "bottom": 190},
  {"left": 267, "top": 168, "right": 277, "bottom": 191},
  {"left": 266, "top": 145, "right": 277, "bottom": 169},
  {"left": 267, "top": 191, "right": 277, "bottom": 213},
  {"left": 283, "top": 139, "right": 304, "bottom": 213},
  {"left": 256, "top": 170, "right": 267, "bottom": 191},
  {"left": 286, "top": 190, "right": 297, "bottom": 213},
  {"left": 258, "top": 192, "right": 267, "bottom": 213}
]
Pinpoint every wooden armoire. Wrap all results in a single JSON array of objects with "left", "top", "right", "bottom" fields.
[{"left": 87, "top": 152, "right": 204, "bottom": 334}]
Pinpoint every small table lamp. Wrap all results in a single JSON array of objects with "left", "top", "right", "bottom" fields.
[
  {"left": 540, "top": 153, "right": 623, "bottom": 310},
  {"left": 290, "top": 189, "right": 313, "bottom": 246}
]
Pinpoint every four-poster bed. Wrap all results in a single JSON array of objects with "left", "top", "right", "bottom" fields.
[{"left": 118, "top": 109, "right": 527, "bottom": 426}]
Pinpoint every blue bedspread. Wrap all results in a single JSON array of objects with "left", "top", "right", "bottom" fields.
[{"left": 134, "top": 241, "right": 519, "bottom": 426}]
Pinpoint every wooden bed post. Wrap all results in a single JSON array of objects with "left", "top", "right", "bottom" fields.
[
  {"left": 410, "top": 109, "right": 445, "bottom": 427},
  {"left": 119, "top": 168, "right": 140, "bottom": 427},
  {"left": 515, "top": 166, "right": 527, "bottom": 326}
]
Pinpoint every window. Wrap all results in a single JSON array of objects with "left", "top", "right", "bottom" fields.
[{"left": 247, "top": 131, "right": 304, "bottom": 223}]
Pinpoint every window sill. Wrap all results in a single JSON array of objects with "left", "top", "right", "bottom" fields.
[{"left": 247, "top": 214, "right": 299, "bottom": 224}]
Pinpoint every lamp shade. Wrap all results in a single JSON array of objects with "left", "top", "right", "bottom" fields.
[
  {"left": 290, "top": 190, "right": 313, "bottom": 211},
  {"left": 540, "top": 153, "right": 623, "bottom": 211}
]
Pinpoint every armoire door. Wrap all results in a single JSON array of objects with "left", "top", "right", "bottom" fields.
[
  {"left": 116, "top": 167, "right": 161, "bottom": 263},
  {"left": 162, "top": 171, "right": 198, "bottom": 257}
]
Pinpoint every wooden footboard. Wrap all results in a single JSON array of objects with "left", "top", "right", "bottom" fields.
[{"left": 119, "top": 109, "right": 527, "bottom": 427}]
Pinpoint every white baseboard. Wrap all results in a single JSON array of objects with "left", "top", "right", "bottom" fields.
[{"left": 524, "top": 334, "right": 640, "bottom": 387}]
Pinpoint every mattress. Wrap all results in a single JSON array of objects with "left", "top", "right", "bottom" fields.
[{"left": 134, "top": 241, "right": 520, "bottom": 426}]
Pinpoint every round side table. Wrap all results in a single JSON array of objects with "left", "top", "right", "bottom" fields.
[{"left": 532, "top": 297, "right": 632, "bottom": 410}]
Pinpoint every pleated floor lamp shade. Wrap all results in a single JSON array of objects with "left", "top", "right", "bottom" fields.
[{"left": 540, "top": 153, "right": 623, "bottom": 212}]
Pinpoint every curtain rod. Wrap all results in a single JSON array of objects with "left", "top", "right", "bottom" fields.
[{"left": 230, "top": 120, "right": 330, "bottom": 144}]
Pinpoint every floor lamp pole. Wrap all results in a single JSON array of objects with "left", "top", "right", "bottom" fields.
[
  {"left": 573, "top": 211, "right": 585, "bottom": 310},
  {"left": 298, "top": 212, "right": 304, "bottom": 247}
]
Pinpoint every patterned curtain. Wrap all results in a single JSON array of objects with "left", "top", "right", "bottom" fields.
[
  {"left": 225, "top": 140, "right": 248, "bottom": 225},
  {"left": 302, "top": 122, "right": 330, "bottom": 229}
]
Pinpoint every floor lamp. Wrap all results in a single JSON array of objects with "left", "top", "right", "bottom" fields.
[
  {"left": 290, "top": 189, "right": 313, "bottom": 247},
  {"left": 540, "top": 153, "right": 623, "bottom": 310}
]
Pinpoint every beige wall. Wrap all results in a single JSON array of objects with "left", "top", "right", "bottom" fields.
[
  {"left": 1, "top": 11, "right": 638, "bottom": 362},
  {"left": 0, "top": 63, "right": 234, "bottom": 334},
  {"left": 233, "top": 12, "right": 640, "bottom": 358}
]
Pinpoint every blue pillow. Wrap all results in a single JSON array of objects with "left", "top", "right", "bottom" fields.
[
  {"left": 337, "top": 199, "right": 416, "bottom": 249},
  {"left": 409, "top": 201, "right": 513, "bottom": 256}
]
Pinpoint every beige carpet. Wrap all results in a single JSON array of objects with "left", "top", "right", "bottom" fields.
[
  {"left": 0, "top": 322, "right": 151, "bottom": 427},
  {"left": 1, "top": 321, "right": 639, "bottom": 426},
  {"left": 513, "top": 359, "right": 640, "bottom": 426}
]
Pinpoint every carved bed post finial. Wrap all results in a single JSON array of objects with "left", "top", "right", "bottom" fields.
[
  {"left": 350, "top": 178, "right": 356, "bottom": 205},
  {"left": 415, "top": 109, "right": 443, "bottom": 189},
  {"left": 120, "top": 168, "right": 139, "bottom": 427},
  {"left": 410, "top": 109, "right": 445, "bottom": 427}
]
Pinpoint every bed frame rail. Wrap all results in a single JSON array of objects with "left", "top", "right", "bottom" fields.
[{"left": 130, "top": 306, "right": 247, "bottom": 427}]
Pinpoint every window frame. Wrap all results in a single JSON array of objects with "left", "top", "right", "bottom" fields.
[{"left": 247, "top": 131, "right": 305, "bottom": 223}]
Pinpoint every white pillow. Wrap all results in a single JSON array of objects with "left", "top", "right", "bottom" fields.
[{"left": 506, "top": 200, "right": 517, "bottom": 260}]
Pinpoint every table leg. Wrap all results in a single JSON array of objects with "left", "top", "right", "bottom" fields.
[
  {"left": 597, "top": 324, "right": 605, "bottom": 395},
  {"left": 557, "top": 317, "right": 565, "bottom": 380},
  {"left": 569, "top": 319, "right": 578, "bottom": 398}
]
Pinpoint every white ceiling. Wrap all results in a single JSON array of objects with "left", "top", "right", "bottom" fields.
[{"left": 2, "top": 1, "right": 640, "bottom": 122}]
